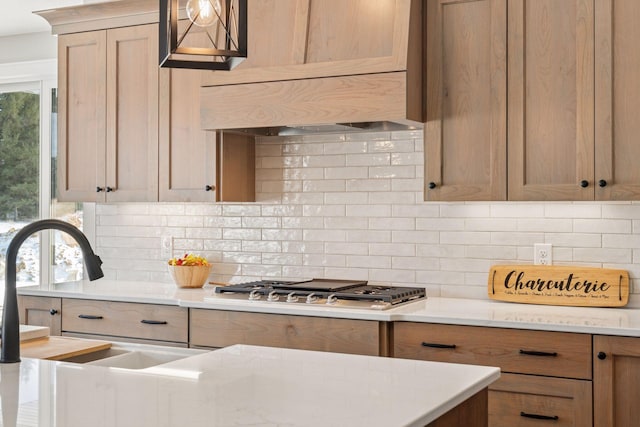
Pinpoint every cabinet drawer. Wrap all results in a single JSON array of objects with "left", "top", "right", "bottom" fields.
[
  {"left": 393, "top": 323, "right": 591, "bottom": 379},
  {"left": 62, "top": 299, "right": 188, "bottom": 343},
  {"left": 190, "top": 309, "right": 382, "bottom": 356},
  {"left": 489, "top": 373, "right": 592, "bottom": 427}
]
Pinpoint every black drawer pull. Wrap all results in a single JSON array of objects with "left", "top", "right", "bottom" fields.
[
  {"left": 49, "top": 309, "right": 58, "bottom": 315},
  {"left": 519, "top": 349, "right": 558, "bottom": 357},
  {"left": 140, "top": 320, "right": 168, "bottom": 325},
  {"left": 78, "top": 314, "right": 103, "bottom": 320},
  {"left": 421, "top": 342, "right": 456, "bottom": 349},
  {"left": 520, "top": 412, "right": 559, "bottom": 421}
]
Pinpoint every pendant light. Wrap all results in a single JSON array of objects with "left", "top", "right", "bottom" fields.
[{"left": 159, "top": 0, "right": 247, "bottom": 70}]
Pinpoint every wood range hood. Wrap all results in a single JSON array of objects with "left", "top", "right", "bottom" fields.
[{"left": 199, "top": 0, "right": 424, "bottom": 136}]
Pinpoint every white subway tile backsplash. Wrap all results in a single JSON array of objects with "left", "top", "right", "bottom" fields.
[
  {"left": 242, "top": 241, "right": 282, "bottom": 253},
  {"left": 324, "top": 166, "right": 368, "bottom": 180},
  {"left": 323, "top": 141, "right": 368, "bottom": 154},
  {"left": 303, "top": 254, "right": 346, "bottom": 268},
  {"left": 94, "top": 130, "right": 640, "bottom": 297},
  {"left": 368, "top": 165, "right": 415, "bottom": 179},
  {"left": 346, "top": 153, "right": 391, "bottom": 166},
  {"left": 346, "top": 178, "right": 391, "bottom": 192},
  {"left": 574, "top": 219, "right": 632, "bottom": 234},
  {"left": 516, "top": 218, "right": 572, "bottom": 233}
]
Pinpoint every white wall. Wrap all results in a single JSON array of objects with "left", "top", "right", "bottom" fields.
[
  {"left": 0, "top": 32, "right": 56, "bottom": 64},
  {"left": 95, "top": 130, "right": 640, "bottom": 300}
]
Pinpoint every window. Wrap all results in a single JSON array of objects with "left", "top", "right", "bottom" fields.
[{"left": 0, "top": 61, "right": 86, "bottom": 290}]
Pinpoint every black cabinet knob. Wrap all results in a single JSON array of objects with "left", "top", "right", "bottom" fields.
[
  {"left": 49, "top": 309, "right": 58, "bottom": 316},
  {"left": 96, "top": 187, "right": 104, "bottom": 192},
  {"left": 598, "top": 179, "right": 608, "bottom": 188},
  {"left": 105, "top": 186, "right": 114, "bottom": 192},
  {"left": 597, "top": 351, "right": 607, "bottom": 360},
  {"left": 580, "top": 180, "right": 589, "bottom": 188},
  {"left": 205, "top": 185, "right": 215, "bottom": 192},
  {"left": 428, "top": 182, "right": 437, "bottom": 189}
]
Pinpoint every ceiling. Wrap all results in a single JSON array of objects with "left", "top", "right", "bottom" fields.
[{"left": 0, "top": 1, "right": 87, "bottom": 37}]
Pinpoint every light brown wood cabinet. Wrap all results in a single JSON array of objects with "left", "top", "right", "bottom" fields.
[
  {"left": 61, "top": 299, "right": 188, "bottom": 346},
  {"left": 392, "top": 322, "right": 593, "bottom": 426},
  {"left": 190, "top": 309, "right": 385, "bottom": 356},
  {"left": 424, "top": 0, "right": 507, "bottom": 201},
  {"left": 58, "top": 24, "right": 159, "bottom": 203},
  {"left": 158, "top": 68, "right": 255, "bottom": 202},
  {"left": 17, "top": 295, "right": 62, "bottom": 336},
  {"left": 47, "top": 2, "right": 255, "bottom": 204},
  {"left": 426, "top": 0, "right": 640, "bottom": 201},
  {"left": 593, "top": 335, "right": 640, "bottom": 426}
]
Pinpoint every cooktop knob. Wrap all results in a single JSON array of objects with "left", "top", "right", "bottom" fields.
[
  {"left": 248, "top": 290, "right": 262, "bottom": 301},
  {"left": 326, "top": 294, "right": 338, "bottom": 305},
  {"left": 267, "top": 290, "right": 280, "bottom": 302},
  {"left": 286, "top": 292, "right": 299, "bottom": 303},
  {"left": 306, "top": 293, "right": 318, "bottom": 304}
]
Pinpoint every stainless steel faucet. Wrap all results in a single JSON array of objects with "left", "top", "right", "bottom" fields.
[{"left": 1, "top": 219, "right": 104, "bottom": 363}]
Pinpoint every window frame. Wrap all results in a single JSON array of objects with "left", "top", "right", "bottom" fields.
[{"left": 0, "top": 59, "right": 95, "bottom": 288}]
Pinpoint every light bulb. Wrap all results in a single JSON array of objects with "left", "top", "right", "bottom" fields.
[{"left": 186, "top": 0, "right": 222, "bottom": 27}]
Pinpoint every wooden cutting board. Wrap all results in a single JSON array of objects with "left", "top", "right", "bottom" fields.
[
  {"left": 20, "top": 336, "right": 111, "bottom": 361},
  {"left": 488, "top": 265, "right": 629, "bottom": 307}
]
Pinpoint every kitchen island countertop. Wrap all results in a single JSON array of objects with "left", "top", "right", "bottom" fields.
[
  {"left": 18, "top": 279, "right": 640, "bottom": 336},
  {"left": 1, "top": 344, "right": 499, "bottom": 427}
]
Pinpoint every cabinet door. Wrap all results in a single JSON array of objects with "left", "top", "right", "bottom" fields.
[
  {"left": 593, "top": 335, "right": 640, "bottom": 426},
  {"left": 57, "top": 31, "right": 107, "bottom": 202},
  {"left": 201, "top": 0, "right": 416, "bottom": 85},
  {"left": 17, "top": 296, "right": 62, "bottom": 336},
  {"left": 508, "top": 0, "right": 595, "bottom": 200},
  {"left": 190, "top": 309, "right": 382, "bottom": 356},
  {"left": 105, "top": 24, "right": 158, "bottom": 202},
  {"left": 424, "top": 0, "right": 507, "bottom": 201},
  {"left": 159, "top": 68, "right": 217, "bottom": 202},
  {"left": 595, "top": 0, "right": 640, "bottom": 199},
  {"left": 489, "top": 373, "right": 592, "bottom": 427}
]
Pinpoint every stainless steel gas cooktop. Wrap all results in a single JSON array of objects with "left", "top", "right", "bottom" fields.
[{"left": 213, "top": 279, "right": 426, "bottom": 310}]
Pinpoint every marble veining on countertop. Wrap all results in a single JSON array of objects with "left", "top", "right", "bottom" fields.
[
  {"left": 17, "top": 280, "right": 640, "bottom": 336},
  {"left": 4, "top": 344, "right": 499, "bottom": 427}
]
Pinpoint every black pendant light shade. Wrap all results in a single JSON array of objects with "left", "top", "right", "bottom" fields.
[{"left": 159, "top": 0, "right": 247, "bottom": 70}]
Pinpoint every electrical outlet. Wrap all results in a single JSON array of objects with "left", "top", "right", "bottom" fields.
[
  {"left": 534, "top": 243, "right": 552, "bottom": 265},
  {"left": 161, "top": 236, "right": 173, "bottom": 259}
]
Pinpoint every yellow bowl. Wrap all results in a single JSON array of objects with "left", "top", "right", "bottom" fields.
[{"left": 168, "top": 264, "right": 212, "bottom": 288}]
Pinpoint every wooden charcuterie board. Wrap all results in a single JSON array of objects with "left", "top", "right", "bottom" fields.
[{"left": 488, "top": 265, "right": 629, "bottom": 307}]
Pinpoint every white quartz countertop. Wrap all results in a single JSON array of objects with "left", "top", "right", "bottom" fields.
[
  {"left": 1, "top": 344, "right": 499, "bottom": 427},
  {"left": 18, "top": 280, "right": 640, "bottom": 337}
]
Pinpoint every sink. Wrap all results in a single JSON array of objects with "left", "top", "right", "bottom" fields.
[{"left": 60, "top": 341, "right": 207, "bottom": 369}]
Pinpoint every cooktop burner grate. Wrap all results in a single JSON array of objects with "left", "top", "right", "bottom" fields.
[{"left": 215, "top": 279, "right": 426, "bottom": 306}]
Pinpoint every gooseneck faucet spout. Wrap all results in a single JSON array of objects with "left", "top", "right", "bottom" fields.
[{"left": 1, "top": 219, "right": 103, "bottom": 363}]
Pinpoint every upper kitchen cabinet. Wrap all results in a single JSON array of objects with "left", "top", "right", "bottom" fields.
[
  {"left": 428, "top": 0, "right": 640, "bottom": 201},
  {"left": 507, "top": 0, "right": 595, "bottom": 200},
  {"left": 594, "top": 0, "right": 640, "bottom": 200},
  {"left": 158, "top": 68, "right": 255, "bottom": 202},
  {"left": 58, "top": 24, "right": 159, "bottom": 203},
  {"left": 424, "top": 0, "right": 507, "bottom": 201},
  {"left": 200, "top": 0, "right": 423, "bottom": 130},
  {"left": 38, "top": 0, "right": 255, "bottom": 203}
]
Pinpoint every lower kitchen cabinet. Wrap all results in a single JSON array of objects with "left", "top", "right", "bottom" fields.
[
  {"left": 17, "top": 295, "right": 62, "bottom": 336},
  {"left": 61, "top": 299, "right": 188, "bottom": 346},
  {"left": 593, "top": 335, "right": 640, "bottom": 426},
  {"left": 190, "top": 309, "right": 385, "bottom": 356},
  {"left": 392, "top": 322, "right": 593, "bottom": 427},
  {"left": 489, "top": 373, "right": 591, "bottom": 427}
]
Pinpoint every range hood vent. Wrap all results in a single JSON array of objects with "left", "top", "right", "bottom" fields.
[
  {"left": 226, "top": 121, "right": 420, "bottom": 137},
  {"left": 199, "top": 0, "right": 424, "bottom": 134}
]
